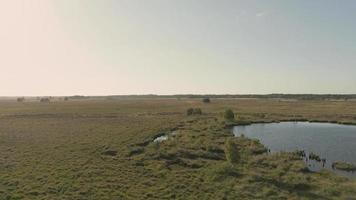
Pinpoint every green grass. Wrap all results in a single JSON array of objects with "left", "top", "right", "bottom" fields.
[{"left": 1, "top": 97, "right": 356, "bottom": 199}]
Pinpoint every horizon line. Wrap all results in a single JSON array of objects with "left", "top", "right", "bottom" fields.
[{"left": 2, "top": 93, "right": 356, "bottom": 98}]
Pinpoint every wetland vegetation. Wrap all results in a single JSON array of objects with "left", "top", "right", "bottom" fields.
[{"left": 1, "top": 97, "right": 356, "bottom": 199}]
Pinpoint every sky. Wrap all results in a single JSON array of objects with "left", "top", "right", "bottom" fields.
[{"left": 1, "top": 0, "right": 356, "bottom": 96}]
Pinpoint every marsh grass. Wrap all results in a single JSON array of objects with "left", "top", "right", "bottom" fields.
[{"left": 0, "top": 98, "right": 356, "bottom": 199}]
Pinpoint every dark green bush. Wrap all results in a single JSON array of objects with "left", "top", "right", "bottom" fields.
[
  {"left": 308, "top": 152, "right": 321, "bottom": 162},
  {"left": 224, "top": 109, "right": 235, "bottom": 121}
]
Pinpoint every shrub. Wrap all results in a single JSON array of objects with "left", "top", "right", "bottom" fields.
[
  {"left": 308, "top": 152, "right": 321, "bottom": 162},
  {"left": 224, "top": 109, "right": 235, "bottom": 121},
  {"left": 193, "top": 108, "right": 202, "bottom": 115},
  {"left": 187, "top": 108, "right": 202, "bottom": 116},
  {"left": 187, "top": 108, "right": 194, "bottom": 116},
  {"left": 202, "top": 98, "right": 210, "bottom": 103},
  {"left": 224, "top": 138, "right": 239, "bottom": 165}
]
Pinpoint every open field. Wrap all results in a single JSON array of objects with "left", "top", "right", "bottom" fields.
[{"left": 1, "top": 98, "right": 356, "bottom": 200}]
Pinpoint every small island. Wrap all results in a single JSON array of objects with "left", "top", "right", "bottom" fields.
[{"left": 332, "top": 161, "right": 356, "bottom": 172}]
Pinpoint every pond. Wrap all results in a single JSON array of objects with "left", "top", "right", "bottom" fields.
[{"left": 233, "top": 122, "right": 356, "bottom": 178}]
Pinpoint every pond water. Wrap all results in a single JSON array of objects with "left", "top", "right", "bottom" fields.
[{"left": 233, "top": 122, "right": 356, "bottom": 178}]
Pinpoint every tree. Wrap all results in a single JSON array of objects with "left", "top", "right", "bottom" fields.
[
  {"left": 224, "top": 138, "right": 239, "bottom": 164},
  {"left": 40, "top": 98, "right": 50, "bottom": 103},
  {"left": 224, "top": 109, "right": 235, "bottom": 121}
]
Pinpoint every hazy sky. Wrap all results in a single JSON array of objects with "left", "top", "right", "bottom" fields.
[{"left": 1, "top": 0, "right": 356, "bottom": 96}]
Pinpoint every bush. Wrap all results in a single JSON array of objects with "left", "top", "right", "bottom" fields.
[
  {"left": 224, "top": 109, "right": 235, "bottom": 121},
  {"left": 202, "top": 98, "right": 210, "bottom": 103},
  {"left": 187, "top": 108, "right": 194, "bottom": 116},
  {"left": 193, "top": 108, "right": 202, "bottom": 115},
  {"left": 224, "top": 138, "right": 239, "bottom": 164},
  {"left": 308, "top": 152, "right": 321, "bottom": 162},
  {"left": 187, "top": 108, "right": 202, "bottom": 116}
]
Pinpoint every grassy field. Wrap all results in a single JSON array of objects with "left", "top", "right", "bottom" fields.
[{"left": 1, "top": 98, "right": 356, "bottom": 200}]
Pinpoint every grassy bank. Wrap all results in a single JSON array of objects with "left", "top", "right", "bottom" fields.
[{"left": 1, "top": 98, "right": 356, "bottom": 199}]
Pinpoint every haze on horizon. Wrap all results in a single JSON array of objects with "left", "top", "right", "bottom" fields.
[{"left": 1, "top": 0, "right": 356, "bottom": 96}]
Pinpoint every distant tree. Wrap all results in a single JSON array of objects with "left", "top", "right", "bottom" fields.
[
  {"left": 224, "top": 138, "right": 239, "bottom": 164},
  {"left": 224, "top": 109, "right": 235, "bottom": 121},
  {"left": 17, "top": 97, "right": 25, "bottom": 102},
  {"left": 193, "top": 108, "right": 202, "bottom": 115},
  {"left": 40, "top": 98, "right": 50, "bottom": 103},
  {"left": 187, "top": 108, "right": 194, "bottom": 116},
  {"left": 64, "top": 97, "right": 69, "bottom": 101},
  {"left": 202, "top": 98, "right": 211, "bottom": 103}
]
